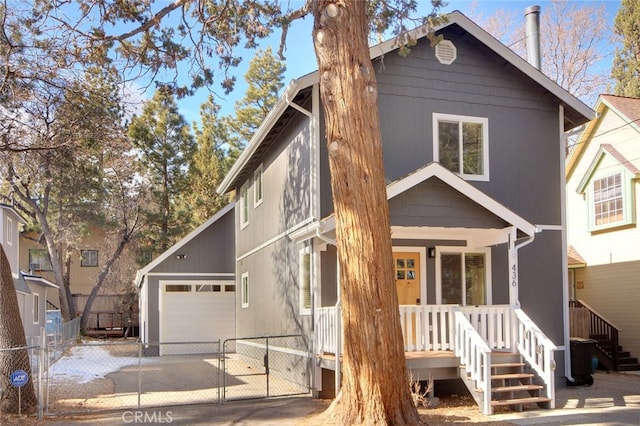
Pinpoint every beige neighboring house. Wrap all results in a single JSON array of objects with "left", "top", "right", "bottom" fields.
[
  {"left": 566, "top": 94, "right": 640, "bottom": 371},
  {"left": 19, "top": 226, "right": 144, "bottom": 333}
]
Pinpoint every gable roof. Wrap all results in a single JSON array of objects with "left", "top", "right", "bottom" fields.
[
  {"left": 387, "top": 162, "right": 537, "bottom": 237},
  {"left": 576, "top": 143, "right": 640, "bottom": 194},
  {"left": 0, "top": 203, "right": 27, "bottom": 224},
  {"left": 218, "top": 10, "right": 594, "bottom": 195},
  {"left": 134, "top": 202, "right": 235, "bottom": 288},
  {"left": 567, "top": 95, "right": 640, "bottom": 179}
]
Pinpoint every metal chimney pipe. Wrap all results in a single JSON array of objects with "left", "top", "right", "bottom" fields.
[{"left": 524, "top": 5, "right": 541, "bottom": 70}]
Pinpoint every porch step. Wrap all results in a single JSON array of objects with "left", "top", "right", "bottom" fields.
[
  {"left": 491, "top": 396, "right": 551, "bottom": 407},
  {"left": 618, "top": 363, "right": 640, "bottom": 371},
  {"left": 492, "top": 362, "right": 525, "bottom": 369},
  {"left": 491, "top": 384, "right": 543, "bottom": 393},
  {"left": 491, "top": 372, "right": 534, "bottom": 381}
]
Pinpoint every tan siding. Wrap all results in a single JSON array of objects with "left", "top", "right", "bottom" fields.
[{"left": 575, "top": 261, "right": 640, "bottom": 358}]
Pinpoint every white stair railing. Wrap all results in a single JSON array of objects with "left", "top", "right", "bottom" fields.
[
  {"left": 454, "top": 311, "right": 492, "bottom": 415},
  {"left": 513, "top": 308, "right": 557, "bottom": 407}
]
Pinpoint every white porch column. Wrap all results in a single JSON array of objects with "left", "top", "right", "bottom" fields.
[{"left": 507, "top": 227, "right": 520, "bottom": 308}]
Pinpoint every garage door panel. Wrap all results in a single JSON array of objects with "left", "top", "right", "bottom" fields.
[{"left": 160, "top": 281, "right": 235, "bottom": 355}]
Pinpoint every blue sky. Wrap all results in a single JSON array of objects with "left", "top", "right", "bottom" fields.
[{"left": 168, "top": 0, "right": 621, "bottom": 126}]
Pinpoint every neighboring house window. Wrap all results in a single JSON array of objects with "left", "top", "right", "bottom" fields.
[
  {"left": 240, "top": 185, "right": 249, "bottom": 229},
  {"left": 29, "top": 249, "right": 53, "bottom": 271},
  {"left": 593, "top": 173, "right": 623, "bottom": 226},
  {"left": 433, "top": 113, "right": 489, "bottom": 180},
  {"left": 299, "top": 246, "right": 312, "bottom": 315},
  {"left": 241, "top": 272, "right": 249, "bottom": 308},
  {"left": 6, "top": 217, "right": 12, "bottom": 246},
  {"left": 81, "top": 249, "right": 98, "bottom": 267},
  {"left": 437, "top": 248, "right": 491, "bottom": 305},
  {"left": 254, "top": 165, "right": 263, "bottom": 207},
  {"left": 33, "top": 293, "right": 39, "bottom": 323}
]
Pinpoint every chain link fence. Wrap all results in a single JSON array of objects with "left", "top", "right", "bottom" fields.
[
  {"left": 222, "top": 335, "right": 311, "bottom": 402},
  {"left": 2, "top": 332, "right": 311, "bottom": 418}
]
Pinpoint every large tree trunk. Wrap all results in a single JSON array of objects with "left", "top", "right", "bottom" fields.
[
  {"left": 312, "top": 1, "right": 420, "bottom": 424},
  {"left": 0, "top": 245, "right": 37, "bottom": 414}
]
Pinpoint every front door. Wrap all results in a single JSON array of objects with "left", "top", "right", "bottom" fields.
[{"left": 394, "top": 252, "right": 421, "bottom": 305}]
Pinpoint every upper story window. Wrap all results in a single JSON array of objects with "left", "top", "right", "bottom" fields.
[
  {"left": 6, "top": 217, "right": 13, "bottom": 246},
  {"left": 81, "top": 249, "right": 98, "bottom": 267},
  {"left": 254, "top": 165, "right": 263, "bottom": 207},
  {"left": 587, "top": 171, "right": 635, "bottom": 232},
  {"left": 433, "top": 113, "right": 489, "bottom": 181},
  {"left": 240, "top": 185, "right": 249, "bottom": 229}
]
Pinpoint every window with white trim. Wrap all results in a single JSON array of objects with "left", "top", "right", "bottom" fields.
[
  {"left": 587, "top": 171, "right": 635, "bottom": 231},
  {"left": 240, "top": 185, "right": 249, "bottom": 229},
  {"left": 254, "top": 165, "right": 263, "bottom": 207},
  {"left": 33, "top": 293, "right": 39, "bottom": 323},
  {"left": 433, "top": 113, "right": 489, "bottom": 180},
  {"left": 299, "top": 246, "right": 312, "bottom": 315},
  {"left": 437, "top": 247, "right": 491, "bottom": 305},
  {"left": 6, "top": 217, "right": 12, "bottom": 246},
  {"left": 241, "top": 272, "right": 249, "bottom": 308}
]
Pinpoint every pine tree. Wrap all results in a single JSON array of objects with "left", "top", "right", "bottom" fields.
[
  {"left": 186, "top": 96, "right": 232, "bottom": 226},
  {"left": 227, "top": 47, "right": 286, "bottom": 160},
  {"left": 611, "top": 0, "right": 640, "bottom": 97},
  {"left": 128, "top": 88, "right": 196, "bottom": 252}
]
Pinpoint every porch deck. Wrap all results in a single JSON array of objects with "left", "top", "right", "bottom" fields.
[
  {"left": 318, "top": 350, "right": 460, "bottom": 380},
  {"left": 315, "top": 304, "right": 557, "bottom": 415}
]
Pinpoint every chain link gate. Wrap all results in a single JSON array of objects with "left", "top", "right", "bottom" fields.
[{"left": 222, "top": 335, "right": 311, "bottom": 402}]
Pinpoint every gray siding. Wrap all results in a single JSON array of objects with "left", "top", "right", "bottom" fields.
[
  {"left": 375, "top": 27, "right": 562, "bottom": 226},
  {"left": 143, "top": 206, "right": 236, "bottom": 343},
  {"left": 389, "top": 178, "right": 508, "bottom": 229},
  {"left": 236, "top": 111, "right": 313, "bottom": 257},
  {"left": 152, "top": 210, "right": 235, "bottom": 274},
  {"left": 236, "top": 238, "right": 312, "bottom": 338}
]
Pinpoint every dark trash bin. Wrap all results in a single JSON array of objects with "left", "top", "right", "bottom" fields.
[{"left": 568, "top": 337, "right": 596, "bottom": 386}]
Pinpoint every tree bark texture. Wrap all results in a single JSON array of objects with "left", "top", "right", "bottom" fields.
[
  {"left": 0, "top": 245, "right": 37, "bottom": 414},
  {"left": 311, "top": 1, "right": 420, "bottom": 424}
]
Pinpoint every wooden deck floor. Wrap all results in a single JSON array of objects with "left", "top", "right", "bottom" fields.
[{"left": 318, "top": 350, "right": 460, "bottom": 379}]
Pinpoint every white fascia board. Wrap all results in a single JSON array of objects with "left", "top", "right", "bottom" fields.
[
  {"left": 445, "top": 12, "right": 594, "bottom": 127},
  {"left": 217, "top": 72, "right": 319, "bottom": 195},
  {"left": 134, "top": 202, "right": 235, "bottom": 288},
  {"left": 387, "top": 162, "right": 537, "bottom": 237}
]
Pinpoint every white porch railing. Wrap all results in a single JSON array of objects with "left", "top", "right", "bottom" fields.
[
  {"left": 513, "top": 308, "right": 557, "bottom": 407},
  {"left": 454, "top": 311, "right": 492, "bottom": 415},
  {"left": 316, "top": 304, "right": 557, "bottom": 413}
]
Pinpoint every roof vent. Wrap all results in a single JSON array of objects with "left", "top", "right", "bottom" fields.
[{"left": 435, "top": 40, "right": 457, "bottom": 65}]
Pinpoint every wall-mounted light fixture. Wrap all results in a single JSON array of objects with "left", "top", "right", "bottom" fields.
[
  {"left": 428, "top": 247, "right": 436, "bottom": 258},
  {"left": 175, "top": 254, "right": 187, "bottom": 260}
]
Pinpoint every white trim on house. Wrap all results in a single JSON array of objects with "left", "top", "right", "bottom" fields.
[
  {"left": 434, "top": 246, "right": 492, "bottom": 305},
  {"left": 241, "top": 272, "right": 249, "bottom": 308},
  {"left": 134, "top": 202, "right": 235, "bottom": 288},
  {"left": 144, "top": 272, "right": 235, "bottom": 277},
  {"left": 432, "top": 113, "right": 490, "bottom": 182},
  {"left": 253, "top": 164, "right": 264, "bottom": 208},
  {"left": 386, "top": 162, "right": 537, "bottom": 237},
  {"left": 236, "top": 217, "right": 316, "bottom": 262}
]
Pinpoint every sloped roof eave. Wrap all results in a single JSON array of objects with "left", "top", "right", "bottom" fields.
[
  {"left": 386, "top": 162, "right": 537, "bottom": 237},
  {"left": 135, "top": 202, "right": 235, "bottom": 288},
  {"left": 218, "top": 11, "right": 593, "bottom": 196}
]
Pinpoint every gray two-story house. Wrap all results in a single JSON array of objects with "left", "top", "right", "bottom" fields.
[{"left": 213, "top": 10, "right": 593, "bottom": 414}]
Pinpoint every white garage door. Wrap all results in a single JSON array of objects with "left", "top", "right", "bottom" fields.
[{"left": 159, "top": 281, "right": 236, "bottom": 355}]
